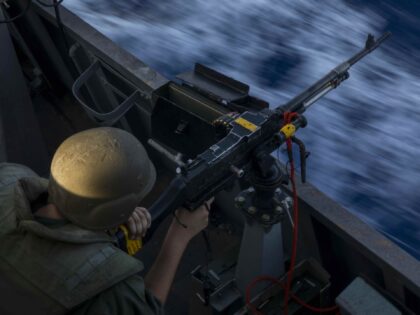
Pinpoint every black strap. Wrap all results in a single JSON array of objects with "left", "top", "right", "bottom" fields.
[{"left": 30, "top": 192, "right": 49, "bottom": 214}]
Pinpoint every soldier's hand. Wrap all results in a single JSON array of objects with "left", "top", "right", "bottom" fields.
[
  {"left": 127, "top": 207, "right": 151, "bottom": 239},
  {"left": 171, "top": 197, "right": 214, "bottom": 242}
]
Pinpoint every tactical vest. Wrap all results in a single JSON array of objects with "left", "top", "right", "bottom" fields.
[{"left": 0, "top": 163, "right": 144, "bottom": 315}]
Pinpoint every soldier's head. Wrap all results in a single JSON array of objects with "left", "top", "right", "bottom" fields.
[{"left": 47, "top": 127, "right": 156, "bottom": 230}]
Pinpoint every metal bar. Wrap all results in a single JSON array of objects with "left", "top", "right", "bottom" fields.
[
  {"left": 72, "top": 61, "right": 142, "bottom": 126},
  {"left": 68, "top": 42, "right": 132, "bottom": 132},
  {"left": 0, "top": 11, "right": 49, "bottom": 174},
  {"left": 15, "top": 0, "right": 74, "bottom": 90},
  {"left": 33, "top": 2, "right": 168, "bottom": 96},
  {"left": 69, "top": 43, "right": 115, "bottom": 114}
]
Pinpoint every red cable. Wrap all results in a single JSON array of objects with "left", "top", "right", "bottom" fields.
[
  {"left": 245, "top": 112, "right": 339, "bottom": 315},
  {"left": 283, "top": 111, "right": 299, "bottom": 315},
  {"left": 283, "top": 136, "right": 298, "bottom": 315}
]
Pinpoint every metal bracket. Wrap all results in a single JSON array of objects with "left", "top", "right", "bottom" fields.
[
  {"left": 0, "top": 1, "right": 10, "bottom": 9},
  {"left": 72, "top": 60, "right": 142, "bottom": 126}
]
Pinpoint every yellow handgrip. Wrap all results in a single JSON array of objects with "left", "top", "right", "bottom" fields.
[
  {"left": 280, "top": 124, "right": 296, "bottom": 139},
  {"left": 119, "top": 225, "right": 143, "bottom": 256}
]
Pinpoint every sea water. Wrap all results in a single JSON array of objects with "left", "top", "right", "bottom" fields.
[{"left": 64, "top": 0, "right": 420, "bottom": 258}]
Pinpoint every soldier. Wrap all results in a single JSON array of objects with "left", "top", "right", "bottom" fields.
[{"left": 0, "top": 127, "right": 210, "bottom": 315}]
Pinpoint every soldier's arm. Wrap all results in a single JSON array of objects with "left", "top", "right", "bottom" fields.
[{"left": 145, "top": 203, "right": 210, "bottom": 304}]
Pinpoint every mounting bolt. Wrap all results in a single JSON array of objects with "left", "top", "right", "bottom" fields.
[
  {"left": 33, "top": 67, "right": 42, "bottom": 77},
  {"left": 230, "top": 165, "right": 245, "bottom": 178},
  {"left": 234, "top": 196, "right": 246, "bottom": 208},
  {"left": 247, "top": 206, "right": 257, "bottom": 214},
  {"left": 275, "top": 206, "right": 284, "bottom": 214},
  {"left": 247, "top": 187, "right": 255, "bottom": 194},
  {"left": 275, "top": 187, "right": 281, "bottom": 193},
  {"left": 261, "top": 214, "right": 271, "bottom": 222},
  {"left": 284, "top": 196, "right": 293, "bottom": 208},
  {"left": 1, "top": 1, "right": 10, "bottom": 9}
]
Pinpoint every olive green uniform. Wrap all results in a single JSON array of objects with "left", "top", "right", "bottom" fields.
[{"left": 0, "top": 163, "right": 163, "bottom": 315}]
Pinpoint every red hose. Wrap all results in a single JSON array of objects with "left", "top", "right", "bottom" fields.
[{"left": 245, "top": 112, "right": 339, "bottom": 315}]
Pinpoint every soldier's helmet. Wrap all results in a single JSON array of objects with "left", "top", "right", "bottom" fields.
[{"left": 48, "top": 127, "right": 156, "bottom": 230}]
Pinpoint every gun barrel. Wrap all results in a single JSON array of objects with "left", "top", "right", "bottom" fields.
[
  {"left": 280, "top": 68, "right": 348, "bottom": 114},
  {"left": 279, "top": 32, "right": 391, "bottom": 114},
  {"left": 347, "top": 31, "right": 391, "bottom": 66}
]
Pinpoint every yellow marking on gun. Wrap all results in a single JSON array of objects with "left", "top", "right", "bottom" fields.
[
  {"left": 234, "top": 117, "right": 258, "bottom": 132},
  {"left": 119, "top": 225, "right": 142, "bottom": 256},
  {"left": 280, "top": 124, "right": 296, "bottom": 139}
]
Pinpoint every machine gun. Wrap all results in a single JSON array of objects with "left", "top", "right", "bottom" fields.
[
  {"left": 116, "top": 32, "right": 390, "bottom": 256},
  {"left": 145, "top": 32, "right": 391, "bottom": 235},
  {"left": 75, "top": 30, "right": 395, "bottom": 313}
]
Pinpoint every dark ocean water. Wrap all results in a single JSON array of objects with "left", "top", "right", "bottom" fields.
[{"left": 64, "top": 0, "right": 420, "bottom": 259}]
